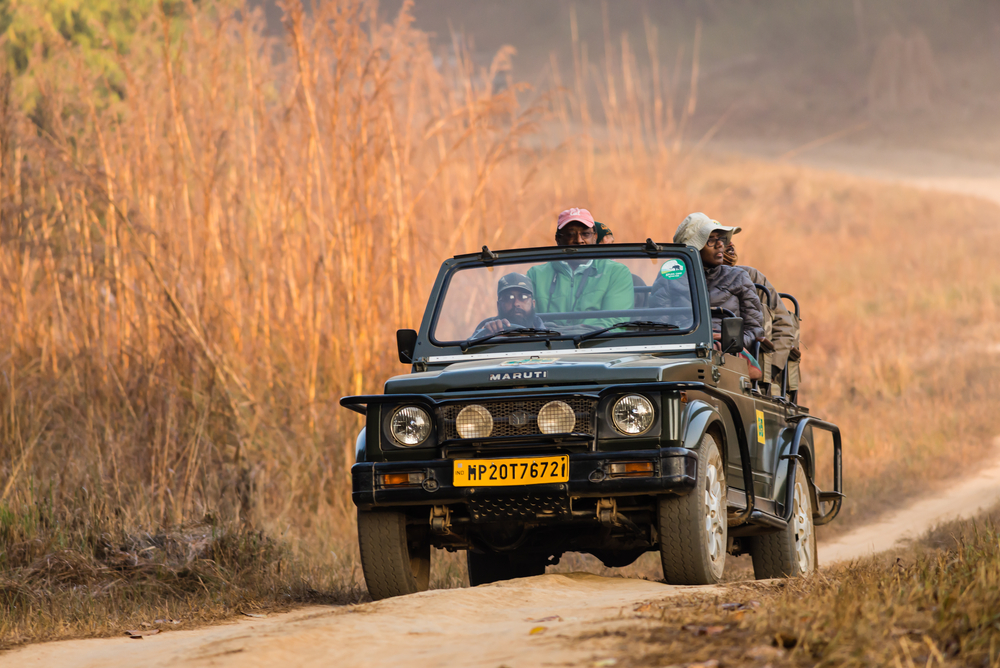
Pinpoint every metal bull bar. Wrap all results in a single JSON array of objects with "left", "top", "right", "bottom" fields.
[
  {"left": 341, "top": 380, "right": 761, "bottom": 527},
  {"left": 784, "top": 415, "right": 844, "bottom": 525}
]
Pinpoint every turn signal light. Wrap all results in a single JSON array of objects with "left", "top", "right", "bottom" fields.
[
  {"left": 609, "top": 461, "right": 655, "bottom": 478},
  {"left": 381, "top": 472, "right": 426, "bottom": 487}
]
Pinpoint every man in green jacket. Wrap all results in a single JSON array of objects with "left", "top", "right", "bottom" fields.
[{"left": 527, "top": 208, "right": 634, "bottom": 329}]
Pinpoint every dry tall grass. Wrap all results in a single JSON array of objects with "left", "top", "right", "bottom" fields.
[
  {"left": 0, "top": 0, "right": 700, "bottom": 642},
  {"left": 1, "top": 0, "right": 999, "bottom": 646},
  {"left": 617, "top": 505, "right": 1000, "bottom": 667}
]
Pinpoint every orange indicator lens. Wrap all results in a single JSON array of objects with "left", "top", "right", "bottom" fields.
[
  {"left": 381, "top": 472, "right": 425, "bottom": 486},
  {"left": 609, "top": 462, "right": 655, "bottom": 477}
]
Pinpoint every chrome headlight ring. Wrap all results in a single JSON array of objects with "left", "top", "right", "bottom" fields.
[{"left": 612, "top": 394, "right": 656, "bottom": 435}]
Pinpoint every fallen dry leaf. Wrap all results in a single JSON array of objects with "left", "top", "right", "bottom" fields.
[
  {"left": 720, "top": 600, "right": 761, "bottom": 611},
  {"left": 746, "top": 645, "right": 785, "bottom": 661},
  {"left": 124, "top": 629, "right": 159, "bottom": 639},
  {"left": 681, "top": 624, "right": 728, "bottom": 636},
  {"left": 529, "top": 626, "right": 547, "bottom": 635}
]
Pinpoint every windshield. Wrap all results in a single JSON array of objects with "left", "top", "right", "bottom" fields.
[{"left": 431, "top": 254, "right": 696, "bottom": 345}]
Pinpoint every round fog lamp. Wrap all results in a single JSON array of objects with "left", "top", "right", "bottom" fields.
[
  {"left": 390, "top": 406, "right": 432, "bottom": 446},
  {"left": 456, "top": 404, "right": 493, "bottom": 439},
  {"left": 612, "top": 395, "right": 655, "bottom": 435},
  {"left": 538, "top": 401, "right": 576, "bottom": 434}
]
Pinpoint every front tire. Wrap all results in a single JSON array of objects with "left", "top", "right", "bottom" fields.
[
  {"left": 657, "top": 432, "right": 727, "bottom": 584},
  {"left": 357, "top": 510, "right": 430, "bottom": 600},
  {"left": 467, "top": 550, "right": 546, "bottom": 586},
  {"left": 748, "top": 461, "right": 817, "bottom": 578}
]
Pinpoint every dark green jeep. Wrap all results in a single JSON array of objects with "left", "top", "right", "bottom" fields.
[{"left": 341, "top": 242, "right": 843, "bottom": 600}]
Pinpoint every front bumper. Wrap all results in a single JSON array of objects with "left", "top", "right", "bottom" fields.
[{"left": 351, "top": 447, "right": 698, "bottom": 511}]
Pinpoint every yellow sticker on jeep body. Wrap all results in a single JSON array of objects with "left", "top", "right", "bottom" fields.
[{"left": 756, "top": 409, "right": 766, "bottom": 444}]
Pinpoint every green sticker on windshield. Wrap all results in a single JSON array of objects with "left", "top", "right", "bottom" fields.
[{"left": 660, "top": 259, "right": 686, "bottom": 280}]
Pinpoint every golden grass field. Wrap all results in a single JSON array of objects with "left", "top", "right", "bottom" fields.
[{"left": 1, "top": 0, "right": 999, "bottom": 649}]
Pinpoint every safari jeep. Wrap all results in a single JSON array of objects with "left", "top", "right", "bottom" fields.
[{"left": 341, "top": 241, "right": 844, "bottom": 600}]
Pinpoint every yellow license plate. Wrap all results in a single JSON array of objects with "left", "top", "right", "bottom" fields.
[{"left": 453, "top": 456, "right": 569, "bottom": 487}]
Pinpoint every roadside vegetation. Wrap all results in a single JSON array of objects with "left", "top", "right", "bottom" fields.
[
  {"left": 1, "top": 0, "right": 999, "bottom": 649},
  {"left": 611, "top": 505, "right": 1000, "bottom": 667}
]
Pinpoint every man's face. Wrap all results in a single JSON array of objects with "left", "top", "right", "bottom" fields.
[
  {"left": 700, "top": 231, "right": 727, "bottom": 267},
  {"left": 498, "top": 289, "right": 536, "bottom": 325},
  {"left": 555, "top": 221, "right": 597, "bottom": 246}
]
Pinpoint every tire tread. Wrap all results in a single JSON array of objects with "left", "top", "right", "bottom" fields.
[
  {"left": 658, "top": 433, "right": 726, "bottom": 585},
  {"left": 357, "top": 510, "right": 421, "bottom": 600},
  {"left": 748, "top": 461, "right": 817, "bottom": 579}
]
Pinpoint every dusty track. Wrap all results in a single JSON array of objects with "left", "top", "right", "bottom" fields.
[
  {"left": 7, "top": 146, "right": 1000, "bottom": 668},
  {"left": 10, "top": 437, "right": 1000, "bottom": 668}
]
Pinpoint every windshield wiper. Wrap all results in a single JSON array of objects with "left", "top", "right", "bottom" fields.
[
  {"left": 461, "top": 327, "right": 563, "bottom": 351},
  {"left": 573, "top": 320, "right": 679, "bottom": 347}
]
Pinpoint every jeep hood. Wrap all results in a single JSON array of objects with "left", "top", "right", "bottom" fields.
[{"left": 383, "top": 353, "right": 698, "bottom": 394}]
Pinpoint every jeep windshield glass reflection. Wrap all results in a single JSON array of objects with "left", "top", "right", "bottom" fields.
[{"left": 431, "top": 253, "right": 696, "bottom": 345}]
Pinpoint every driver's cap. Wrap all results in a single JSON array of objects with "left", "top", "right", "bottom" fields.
[
  {"left": 497, "top": 272, "right": 534, "bottom": 297},
  {"left": 557, "top": 207, "right": 596, "bottom": 229}
]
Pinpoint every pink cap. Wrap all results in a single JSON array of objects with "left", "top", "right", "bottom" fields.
[{"left": 557, "top": 207, "right": 595, "bottom": 229}]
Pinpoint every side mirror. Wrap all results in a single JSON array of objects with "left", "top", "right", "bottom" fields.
[
  {"left": 396, "top": 329, "right": 418, "bottom": 364},
  {"left": 720, "top": 317, "right": 744, "bottom": 355}
]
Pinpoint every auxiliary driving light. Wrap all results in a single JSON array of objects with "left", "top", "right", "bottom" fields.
[
  {"left": 389, "top": 406, "right": 432, "bottom": 445},
  {"left": 612, "top": 395, "right": 655, "bottom": 435},
  {"left": 538, "top": 400, "right": 576, "bottom": 434},
  {"left": 456, "top": 404, "right": 493, "bottom": 439}
]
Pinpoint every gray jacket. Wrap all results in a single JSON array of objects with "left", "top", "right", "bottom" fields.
[
  {"left": 740, "top": 265, "right": 797, "bottom": 369},
  {"left": 649, "top": 264, "right": 764, "bottom": 350}
]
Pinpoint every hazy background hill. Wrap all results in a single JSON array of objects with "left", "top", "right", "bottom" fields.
[{"left": 251, "top": 0, "right": 1000, "bottom": 159}]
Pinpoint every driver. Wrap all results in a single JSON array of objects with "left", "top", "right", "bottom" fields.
[
  {"left": 527, "top": 208, "right": 634, "bottom": 328},
  {"left": 471, "top": 273, "right": 547, "bottom": 337}
]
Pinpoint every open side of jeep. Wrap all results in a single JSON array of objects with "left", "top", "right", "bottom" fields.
[{"left": 341, "top": 242, "right": 843, "bottom": 600}]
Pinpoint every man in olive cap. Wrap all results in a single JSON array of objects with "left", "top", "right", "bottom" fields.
[{"left": 471, "top": 272, "right": 547, "bottom": 337}]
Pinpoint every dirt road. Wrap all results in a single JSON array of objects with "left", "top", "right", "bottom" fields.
[
  {"left": 7, "top": 145, "right": 1000, "bottom": 668},
  {"left": 10, "top": 439, "right": 1000, "bottom": 668},
  {"left": 710, "top": 138, "right": 1000, "bottom": 207}
]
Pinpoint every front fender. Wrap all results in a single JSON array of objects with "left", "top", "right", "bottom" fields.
[
  {"left": 681, "top": 400, "right": 723, "bottom": 450},
  {"left": 355, "top": 428, "right": 367, "bottom": 463}
]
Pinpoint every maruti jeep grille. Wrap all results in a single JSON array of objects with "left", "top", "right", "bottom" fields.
[{"left": 438, "top": 398, "right": 596, "bottom": 440}]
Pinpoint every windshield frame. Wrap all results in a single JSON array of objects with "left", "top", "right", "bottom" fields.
[{"left": 423, "top": 243, "right": 707, "bottom": 354}]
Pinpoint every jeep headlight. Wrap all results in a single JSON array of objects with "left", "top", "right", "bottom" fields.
[
  {"left": 456, "top": 404, "right": 493, "bottom": 439},
  {"left": 538, "top": 400, "right": 576, "bottom": 434},
  {"left": 612, "top": 395, "right": 655, "bottom": 435},
  {"left": 389, "top": 406, "right": 432, "bottom": 446}
]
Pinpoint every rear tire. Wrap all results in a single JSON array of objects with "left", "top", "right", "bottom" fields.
[
  {"left": 467, "top": 550, "right": 546, "bottom": 586},
  {"left": 357, "top": 510, "right": 430, "bottom": 600},
  {"left": 657, "top": 432, "right": 727, "bottom": 585},
  {"left": 749, "top": 461, "right": 817, "bottom": 579}
]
